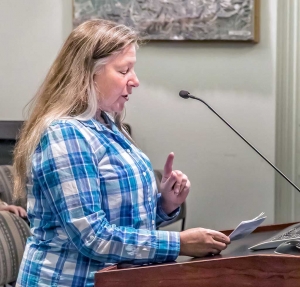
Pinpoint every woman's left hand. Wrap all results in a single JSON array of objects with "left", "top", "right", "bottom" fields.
[
  {"left": 159, "top": 152, "right": 190, "bottom": 214},
  {"left": 0, "top": 204, "right": 27, "bottom": 218}
]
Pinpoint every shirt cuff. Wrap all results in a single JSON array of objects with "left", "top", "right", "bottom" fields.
[
  {"left": 156, "top": 193, "right": 180, "bottom": 223},
  {"left": 153, "top": 230, "right": 180, "bottom": 263}
]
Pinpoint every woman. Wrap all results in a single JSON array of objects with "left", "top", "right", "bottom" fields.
[{"left": 14, "top": 19, "right": 230, "bottom": 287}]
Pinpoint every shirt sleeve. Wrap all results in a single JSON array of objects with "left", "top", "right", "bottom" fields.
[
  {"left": 155, "top": 193, "right": 181, "bottom": 227},
  {"left": 34, "top": 122, "right": 180, "bottom": 264}
]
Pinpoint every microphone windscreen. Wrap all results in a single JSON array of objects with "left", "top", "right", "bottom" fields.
[{"left": 179, "top": 90, "right": 190, "bottom": 99}]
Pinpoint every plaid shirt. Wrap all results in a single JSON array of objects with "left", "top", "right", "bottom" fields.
[{"left": 17, "top": 116, "right": 180, "bottom": 287}]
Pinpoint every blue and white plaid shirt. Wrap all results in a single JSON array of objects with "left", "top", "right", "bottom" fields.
[{"left": 17, "top": 116, "right": 180, "bottom": 287}]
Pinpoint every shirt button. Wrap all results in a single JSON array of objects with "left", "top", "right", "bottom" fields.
[
  {"left": 143, "top": 172, "right": 146, "bottom": 176},
  {"left": 127, "top": 149, "right": 131, "bottom": 153},
  {"left": 152, "top": 220, "right": 155, "bottom": 224},
  {"left": 90, "top": 235, "right": 95, "bottom": 240},
  {"left": 148, "top": 197, "right": 151, "bottom": 201}
]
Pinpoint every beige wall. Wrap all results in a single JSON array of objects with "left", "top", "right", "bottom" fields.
[
  {"left": 0, "top": 0, "right": 277, "bottom": 231},
  {"left": 0, "top": 0, "right": 73, "bottom": 119}
]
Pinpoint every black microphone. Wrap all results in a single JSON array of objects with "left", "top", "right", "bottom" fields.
[{"left": 179, "top": 90, "right": 300, "bottom": 192}]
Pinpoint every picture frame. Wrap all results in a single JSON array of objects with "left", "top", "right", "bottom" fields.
[{"left": 73, "top": 0, "right": 260, "bottom": 43}]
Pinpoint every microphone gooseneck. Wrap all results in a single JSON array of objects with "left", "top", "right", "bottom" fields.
[{"left": 179, "top": 90, "right": 300, "bottom": 193}]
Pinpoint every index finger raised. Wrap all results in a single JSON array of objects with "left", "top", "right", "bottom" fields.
[{"left": 163, "top": 152, "right": 175, "bottom": 179}]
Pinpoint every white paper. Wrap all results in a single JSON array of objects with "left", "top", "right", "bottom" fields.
[{"left": 229, "top": 212, "right": 267, "bottom": 241}]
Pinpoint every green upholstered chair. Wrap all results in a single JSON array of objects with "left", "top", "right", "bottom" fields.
[
  {"left": 0, "top": 165, "right": 26, "bottom": 209},
  {"left": 0, "top": 165, "right": 14, "bottom": 205},
  {"left": 0, "top": 165, "right": 31, "bottom": 286},
  {"left": 0, "top": 211, "right": 31, "bottom": 286}
]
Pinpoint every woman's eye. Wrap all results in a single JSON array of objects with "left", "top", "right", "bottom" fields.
[{"left": 120, "top": 69, "right": 129, "bottom": 75}]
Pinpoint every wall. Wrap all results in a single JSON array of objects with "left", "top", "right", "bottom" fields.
[
  {"left": 128, "top": 0, "right": 277, "bottom": 231},
  {"left": 0, "top": 0, "right": 73, "bottom": 119},
  {"left": 0, "top": 0, "right": 277, "bottom": 231}
]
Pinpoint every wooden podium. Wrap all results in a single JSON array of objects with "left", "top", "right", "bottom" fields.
[{"left": 95, "top": 223, "right": 300, "bottom": 287}]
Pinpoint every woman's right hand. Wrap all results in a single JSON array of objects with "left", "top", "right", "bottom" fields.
[{"left": 179, "top": 228, "right": 230, "bottom": 257}]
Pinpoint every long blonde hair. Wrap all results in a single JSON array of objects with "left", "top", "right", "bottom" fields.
[{"left": 13, "top": 19, "right": 139, "bottom": 199}]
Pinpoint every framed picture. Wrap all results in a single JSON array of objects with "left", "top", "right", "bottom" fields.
[{"left": 73, "top": 0, "right": 260, "bottom": 43}]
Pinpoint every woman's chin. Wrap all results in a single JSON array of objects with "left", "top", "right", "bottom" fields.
[
  {"left": 112, "top": 104, "right": 126, "bottom": 113},
  {"left": 99, "top": 105, "right": 125, "bottom": 114}
]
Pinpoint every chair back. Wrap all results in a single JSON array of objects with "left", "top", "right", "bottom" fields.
[
  {"left": 0, "top": 165, "right": 26, "bottom": 209},
  {"left": 0, "top": 165, "right": 14, "bottom": 205}
]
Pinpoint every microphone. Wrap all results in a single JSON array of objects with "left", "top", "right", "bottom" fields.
[{"left": 179, "top": 90, "right": 300, "bottom": 192}]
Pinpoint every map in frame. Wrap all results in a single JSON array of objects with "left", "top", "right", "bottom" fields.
[{"left": 73, "top": 0, "right": 260, "bottom": 42}]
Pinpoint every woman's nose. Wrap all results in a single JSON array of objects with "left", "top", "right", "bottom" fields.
[{"left": 128, "top": 72, "right": 139, "bottom": 88}]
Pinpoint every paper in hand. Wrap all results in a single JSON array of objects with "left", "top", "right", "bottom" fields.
[{"left": 229, "top": 212, "right": 267, "bottom": 241}]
